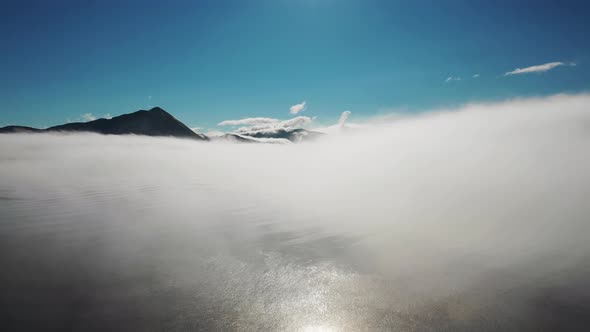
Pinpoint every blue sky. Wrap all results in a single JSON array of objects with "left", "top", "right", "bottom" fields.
[{"left": 1, "top": 0, "right": 589, "bottom": 130}]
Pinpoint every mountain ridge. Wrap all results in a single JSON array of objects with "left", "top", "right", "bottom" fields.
[
  {"left": 0, "top": 107, "right": 208, "bottom": 140},
  {"left": 0, "top": 107, "right": 321, "bottom": 143}
]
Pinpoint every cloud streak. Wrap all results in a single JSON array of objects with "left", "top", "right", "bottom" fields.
[
  {"left": 337, "top": 111, "right": 351, "bottom": 127},
  {"left": 504, "top": 61, "right": 575, "bottom": 76},
  {"left": 218, "top": 115, "right": 313, "bottom": 136},
  {"left": 81, "top": 113, "right": 97, "bottom": 121},
  {"left": 218, "top": 117, "right": 279, "bottom": 127}
]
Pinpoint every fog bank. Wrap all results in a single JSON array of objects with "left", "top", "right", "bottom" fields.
[{"left": 1, "top": 93, "right": 590, "bottom": 331}]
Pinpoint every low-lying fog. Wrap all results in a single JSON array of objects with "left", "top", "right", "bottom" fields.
[{"left": 1, "top": 93, "right": 590, "bottom": 331}]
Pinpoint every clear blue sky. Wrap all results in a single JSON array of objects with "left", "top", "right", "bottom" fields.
[{"left": 1, "top": 0, "right": 589, "bottom": 129}]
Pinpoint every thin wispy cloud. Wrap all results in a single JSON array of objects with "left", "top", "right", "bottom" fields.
[
  {"left": 289, "top": 101, "right": 307, "bottom": 114},
  {"left": 473, "top": 74, "right": 480, "bottom": 78},
  {"left": 338, "top": 111, "right": 351, "bottom": 127},
  {"left": 81, "top": 113, "right": 97, "bottom": 121},
  {"left": 445, "top": 76, "right": 461, "bottom": 83},
  {"left": 76, "top": 113, "right": 113, "bottom": 122},
  {"left": 218, "top": 116, "right": 312, "bottom": 136},
  {"left": 279, "top": 116, "right": 312, "bottom": 129},
  {"left": 504, "top": 61, "right": 575, "bottom": 76},
  {"left": 218, "top": 117, "right": 279, "bottom": 127}
]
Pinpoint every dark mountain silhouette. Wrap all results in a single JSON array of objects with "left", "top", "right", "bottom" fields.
[
  {"left": 244, "top": 128, "right": 324, "bottom": 142},
  {"left": 0, "top": 126, "right": 44, "bottom": 133},
  {"left": 209, "top": 129, "right": 324, "bottom": 143},
  {"left": 0, "top": 107, "right": 207, "bottom": 140}
]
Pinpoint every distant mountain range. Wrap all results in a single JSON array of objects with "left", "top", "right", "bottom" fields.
[
  {"left": 242, "top": 128, "right": 324, "bottom": 142},
  {"left": 0, "top": 107, "right": 322, "bottom": 143}
]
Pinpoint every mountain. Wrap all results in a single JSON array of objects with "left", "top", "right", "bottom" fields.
[
  {"left": 210, "top": 133, "right": 296, "bottom": 144},
  {"left": 0, "top": 126, "right": 44, "bottom": 133},
  {"left": 0, "top": 107, "right": 207, "bottom": 140},
  {"left": 209, "top": 129, "right": 324, "bottom": 143},
  {"left": 241, "top": 128, "right": 324, "bottom": 142},
  {"left": 0, "top": 107, "right": 324, "bottom": 143}
]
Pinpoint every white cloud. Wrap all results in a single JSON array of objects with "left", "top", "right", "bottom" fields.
[
  {"left": 78, "top": 113, "right": 114, "bottom": 122},
  {"left": 205, "top": 129, "right": 226, "bottom": 137},
  {"left": 148, "top": 95, "right": 152, "bottom": 101},
  {"left": 289, "top": 101, "right": 307, "bottom": 114},
  {"left": 313, "top": 111, "right": 364, "bottom": 134},
  {"left": 337, "top": 111, "right": 351, "bottom": 127},
  {"left": 445, "top": 76, "right": 461, "bottom": 83},
  {"left": 234, "top": 116, "right": 313, "bottom": 135},
  {"left": 504, "top": 61, "right": 575, "bottom": 76},
  {"left": 218, "top": 115, "right": 313, "bottom": 136},
  {"left": 81, "top": 113, "right": 97, "bottom": 122},
  {"left": 473, "top": 74, "right": 480, "bottom": 78},
  {"left": 279, "top": 116, "right": 312, "bottom": 129},
  {"left": 218, "top": 118, "right": 279, "bottom": 127}
]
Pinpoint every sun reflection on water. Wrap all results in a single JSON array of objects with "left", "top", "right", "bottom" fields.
[{"left": 301, "top": 324, "right": 338, "bottom": 332}]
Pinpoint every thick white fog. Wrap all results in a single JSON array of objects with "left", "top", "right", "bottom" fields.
[{"left": 1, "top": 93, "right": 590, "bottom": 331}]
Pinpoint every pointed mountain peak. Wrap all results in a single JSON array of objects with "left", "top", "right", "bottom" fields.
[
  {"left": 1, "top": 106, "right": 207, "bottom": 140},
  {"left": 147, "top": 106, "right": 167, "bottom": 114}
]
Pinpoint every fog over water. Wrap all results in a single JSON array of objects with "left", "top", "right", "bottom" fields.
[{"left": 1, "top": 93, "right": 590, "bottom": 331}]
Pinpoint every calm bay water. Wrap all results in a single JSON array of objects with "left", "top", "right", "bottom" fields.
[{"left": 2, "top": 179, "right": 589, "bottom": 331}]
